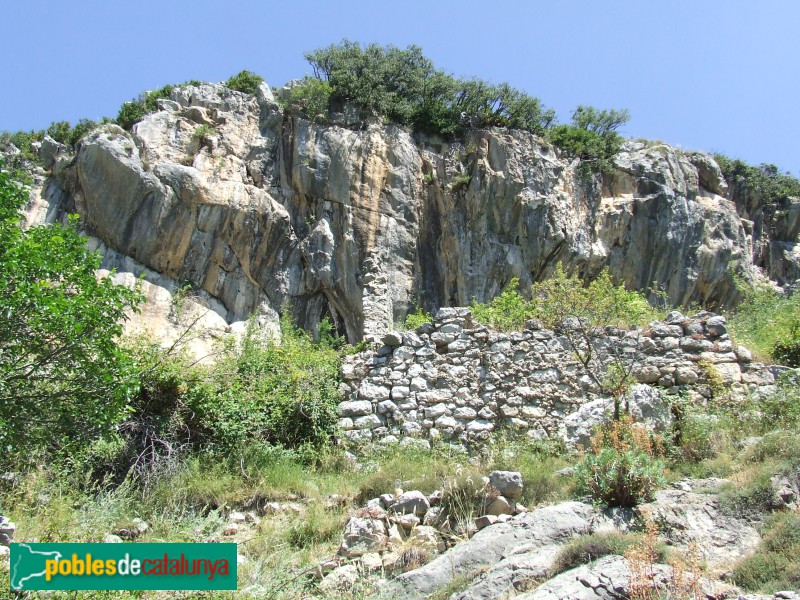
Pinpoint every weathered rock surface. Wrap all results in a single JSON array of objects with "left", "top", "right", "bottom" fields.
[
  {"left": 22, "top": 82, "right": 800, "bottom": 343},
  {"left": 383, "top": 502, "right": 611, "bottom": 599},
  {"left": 636, "top": 487, "right": 761, "bottom": 570}
]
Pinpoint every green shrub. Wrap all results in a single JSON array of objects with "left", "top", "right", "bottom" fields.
[
  {"left": 551, "top": 532, "right": 666, "bottom": 576},
  {"left": 470, "top": 265, "right": 656, "bottom": 334},
  {"left": 226, "top": 70, "right": 263, "bottom": 94},
  {"left": 192, "top": 124, "right": 214, "bottom": 145},
  {"left": 1, "top": 129, "right": 44, "bottom": 165},
  {"left": 450, "top": 172, "right": 471, "bottom": 192},
  {"left": 116, "top": 101, "right": 147, "bottom": 131},
  {"left": 575, "top": 418, "right": 665, "bottom": 507},
  {"left": 195, "top": 313, "right": 343, "bottom": 451},
  {"left": 547, "top": 106, "right": 629, "bottom": 174},
  {"left": 116, "top": 84, "right": 175, "bottom": 130},
  {"left": 286, "top": 77, "right": 332, "bottom": 122},
  {"left": 718, "top": 466, "right": 776, "bottom": 518},
  {"left": 304, "top": 40, "right": 558, "bottom": 138},
  {"left": 46, "top": 121, "right": 72, "bottom": 145},
  {"left": 575, "top": 448, "right": 664, "bottom": 507},
  {"left": 733, "top": 512, "right": 800, "bottom": 593},
  {"left": 67, "top": 118, "right": 99, "bottom": 146},
  {"left": 715, "top": 154, "right": 800, "bottom": 209},
  {"left": 404, "top": 306, "right": 432, "bottom": 330},
  {"left": 667, "top": 397, "right": 722, "bottom": 463},
  {"left": 0, "top": 169, "right": 143, "bottom": 465},
  {"left": 470, "top": 277, "right": 529, "bottom": 332},
  {"left": 773, "top": 337, "right": 800, "bottom": 367}
]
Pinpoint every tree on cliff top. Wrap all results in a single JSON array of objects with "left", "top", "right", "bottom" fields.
[
  {"left": 302, "top": 40, "right": 555, "bottom": 137},
  {"left": 0, "top": 167, "right": 142, "bottom": 461}
]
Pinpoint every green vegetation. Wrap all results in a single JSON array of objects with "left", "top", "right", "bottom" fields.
[
  {"left": 116, "top": 84, "right": 175, "bottom": 130},
  {"left": 298, "top": 40, "right": 624, "bottom": 172},
  {"left": 471, "top": 265, "right": 658, "bottom": 418},
  {"left": 732, "top": 512, "right": 800, "bottom": 593},
  {"left": 551, "top": 532, "right": 667, "bottom": 576},
  {"left": 0, "top": 129, "right": 44, "bottom": 165},
  {"left": 225, "top": 69, "right": 264, "bottom": 95},
  {"left": 575, "top": 417, "right": 665, "bottom": 507},
  {"left": 450, "top": 171, "right": 471, "bottom": 192},
  {"left": 470, "top": 265, "right": 656, "bottom": 333},
  {"left": 284, "top": 77, "right": 333, "bottom": 122},
  {"left": 715, "top": 154, "right": 800, "bottom": 208},
  {"left": 549, "top": 106, "right": 630, "bottom": 173},
  {"left": 192, "top": 123, "right": 215, "bottom": 146},
  {"left": 0, "top": 168, "right": 142, "bottom": 463},
  {"left": 403, "top": 306, "right": 433, "bottom": 330},
  {"left": 46, "top": 118, "right": 103, "bottom": 147},
  {"left": 728, "top": 277, "right": 800, "bottom": 363}
]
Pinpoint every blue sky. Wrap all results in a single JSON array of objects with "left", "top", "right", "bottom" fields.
[{"left": 3, "top": 0, "right": 798, "bottom": 173}]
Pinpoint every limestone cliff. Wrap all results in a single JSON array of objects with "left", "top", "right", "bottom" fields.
[{"left": 25, "top": 82, "right": 800, "bottom": 342}]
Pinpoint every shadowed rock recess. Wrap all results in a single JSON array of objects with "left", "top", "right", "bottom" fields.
[{"left": 23, "top": 81, "right": 800, "bottom": 345}]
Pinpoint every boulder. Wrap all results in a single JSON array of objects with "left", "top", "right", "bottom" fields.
[
  {"left": 488, "top": 471, "right": 524, "bottom": 500},
  {"left": 338, "top": 517, "right": 388, "bottom": 558},
  {"left": 389, "top": 491, "right": 430, "bottom": 516}
]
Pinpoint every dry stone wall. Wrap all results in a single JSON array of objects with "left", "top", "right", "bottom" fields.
[{"left": 338, "top": 308, "right": 779, "bottom": 447}]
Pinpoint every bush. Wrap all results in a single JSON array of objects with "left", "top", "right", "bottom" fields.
[
  {"left": 116, "top": 84, "right": 175, "bottom": 131},
  {"left": 285, "top": 77, "right": 332, "bottom": 122},
  {"left": 46, "top": 121, "right": 72, "bottom": 145},
  {"left": 773, "top": 337, "right": 800, "bottom": 367},
  {"left": 547, "top": 106, "right": 629, "bottom": 174},
  {"left": 303, "top": 40, "right": 559, "bottom": 138},
  {"left": 226, "top": 70, "right": 263, "bottom": 95},
  {"left": 116, "top": 101, "right": 147, "bottom": 131},
  {"left": 575, "top": 448, "right": 664, "bottom": 507},
  {"left": 191, "top": 313, "right": 343, "bottom": 451},
  {"left": 44, "top": 119, "right": 101, "bottom": 148},
  {"left": 733, "top": 512, "right": 800, "bottom": 593},
  {"left": 575, "top": 418, "right": 665, "bottom": 507},
  {"left": 192, "top": 124, "right": 215, "bottom": 146},
  {"left": 0, "top": 129, "right": 44, "bottom": 165},
  {"left": 715, "top": 154, "right": 800, "bottom": 209},
  {"left": 403, "top": 306, "right": 432, "bottom": 330},
  {"left": 0, "top": 167, "right": 143, "bottom": 464},
  {"left": 450, "top": 172, "right": 471, "bottom": 192},
  {"left": 470, "top": 277, "right": 529, "bottom": 332}
]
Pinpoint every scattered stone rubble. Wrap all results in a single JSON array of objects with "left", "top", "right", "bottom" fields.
[
  {"left": 318, "top": 470, "right": 529, "bottom": 591},
  {"left": 339, "top": 308, "right": 779, "bottom": 446}
]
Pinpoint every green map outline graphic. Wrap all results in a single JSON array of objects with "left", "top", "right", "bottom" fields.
[{"left": 10, "top": 543, "right": 63, "bottom": 590}]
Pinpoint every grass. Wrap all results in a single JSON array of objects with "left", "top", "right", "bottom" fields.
[
  {"left": 3, "top": 365, "right": 799, "bottom": 597},
  {"left": 550, "top": 532, "right": 668, "bottom": 576},
  {"left": 733, "top": 512, "right": 800, "bottom": 593},
  {"left": 727, "top": 278, "right": 800, "bottom": 363},
  {"left": 0, "top": 436, "right": 574, "bottom": 598}
]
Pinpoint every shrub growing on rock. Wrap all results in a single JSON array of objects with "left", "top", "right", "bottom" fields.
[
  {"left": 226, "top": 70, "right": 263, "bottom": 95},
  {"left": 575, "top": 417, "right": 665, "bottom": 507}
]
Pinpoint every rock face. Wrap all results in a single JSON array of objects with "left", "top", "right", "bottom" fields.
[
  {"left": 338, "top": 309, "right": 774, "bottom": 445},
  {"left": 24, "top": 82, "right": 800, "bottom": 342},
  {"left": 637, "top": 485, "right": 761, "bottom": 570},
  {"left": 384, "top": 502, "right": 614, "bottom": 599}
]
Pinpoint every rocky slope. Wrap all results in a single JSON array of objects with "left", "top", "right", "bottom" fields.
[{"left": 22, "top": 81, "right": 800, "bottom": 343}]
